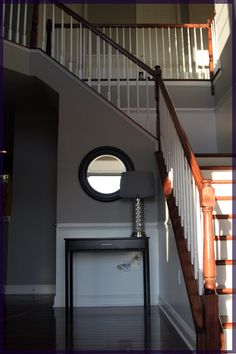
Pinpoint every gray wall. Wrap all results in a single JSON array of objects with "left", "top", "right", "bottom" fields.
[
  {"left": 4, "top": 72, "right": 58, "bottom": 286},
  {"left": 4, "top": 42, "right": 158, "bottom": 287},
  {"left": 214, "top": 4, "right": 232, "bottom": 152}
]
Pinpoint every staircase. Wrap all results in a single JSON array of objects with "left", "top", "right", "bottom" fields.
[
  {"left": 2, "top": 2, "right": 233, "bottom": 351},
  {"left": 196, "top": 154, "right": 235, "bottom": 350}
]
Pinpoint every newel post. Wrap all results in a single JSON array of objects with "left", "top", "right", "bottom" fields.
[
  {"left": 200, "top": 179, "right": 216, "bottom": 292},
  {"left": 154, "top": 65, "right": 161, "bottom": 149},
  {"left": 207, "top": 19, "right": 214, "bottom": 81},
  {"left": 200, "top": 180, "right": 222, "bottom": 350}
]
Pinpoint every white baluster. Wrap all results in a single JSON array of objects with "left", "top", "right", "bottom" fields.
[
  {"left": 149, "top": 27, "right": 152, "bottom": 69},
  {"left": 174, "top": 28, "right": 179, "bottom": 78},
  {"left": 142, "top": 27, "right": 145, "bottom": 65},
  {"left": 97, "top": 36, "right": 101, "bottom": 94},
  {"left": 200, "top": 28, "right": 204, "bottom": 78},
  {"left": 41, "top": 3, "right": 46, "bottom": 50},
  {"left": 22, "top": 2, "right": 28, "bottom": 46},
  {"left": 126, "top": 57, "right": 130, "bottom": 115},
  {"left": 83, "top": 27, "right": 86, "bottom": 79},
  {"left": 129, "top": 27, "right": 132, "bottom": 77},
  {"left": 69, "top": 16, "right": 73, "bottom": 72},
  {"left": 51, "top": 4, "right": 55, "bottom": 58},
  {"left": 122, "top": 27, "right": 125, "bottom": 78},
  {"left": 8, "top": 1, "right": 13, "bottom": 41},
  {"left": 109, "top": 27, "right": 112, "bottom": 79},
  {"left": 181, "top": 27, "right": 186, "bottom": 79},
  {"left": 187, "top": 28, "right": 192, "bottom": 78},
  {"left": 60, "top": 10, "right": 64, "bottom": 65},
  {"left": 79, "top": 23, "right": 83, "bottom": 79},
  {"left": 136, "top": 28, "right": 140, "bottom": 113},
  {"left": 56, "top": 28, "right": 59, "bottom": 62},
  {"left": 15, "top": 3, "right": 21, "bottom": 43},
  {"left": 116, "top": 30, "right": 120, "bottom": 108},
  {"left": 107, "top": 40, "right": 112, "bottom": 101},
  {"left": 146, "top": 76, "right": 150, "bottom": 130},
  {"left": 88, "top": 30, "right": 92, "bottom": 85},
  {"left": 193, "top": 27, "right": 197, "bottom": 78},
  {"left": 161, "top": 28, "right": 166, "bottom": 77},
  {"left": 155, "top": 27, "right": 159, "bottom": 66},
  {"left": 75, "top": 27, "right": 79, "bottom": 76},
  {"left": 168, "top": 27, "right": 173, "bottom": 78},
  {"left": 103, "top": 27, "right": 106, "bottom": 78},
  {"left": 2, "top": 2, "right": 5, "bottom": 38}
]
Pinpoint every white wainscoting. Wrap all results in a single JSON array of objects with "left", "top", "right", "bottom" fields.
[{"left": 54, "top": 223, "right": 159, "bottom": 307}]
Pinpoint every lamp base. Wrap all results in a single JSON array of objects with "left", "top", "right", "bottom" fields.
[
  {"left": 132, "top": 197, "right": 146, "bottom": 238},
  {"left": 131, "top": 231, "right": 147, "bottom": 238}
]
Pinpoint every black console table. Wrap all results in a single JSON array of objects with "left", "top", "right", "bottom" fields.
[{"left": 65, "top": 237, "right": 150, "bottom": 311}]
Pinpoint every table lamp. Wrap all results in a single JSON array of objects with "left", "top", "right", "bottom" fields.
[{"left": 119, "top": 171, "right": 155, "bottom": 238}]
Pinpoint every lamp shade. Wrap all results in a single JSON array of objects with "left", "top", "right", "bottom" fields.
[{"left": 119, "top": 171, "right": 155, "bottom": 198}]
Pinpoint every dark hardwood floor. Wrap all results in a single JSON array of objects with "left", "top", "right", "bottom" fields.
[{"left": 3, "top": 295, "right": 191, "bottom": 352}]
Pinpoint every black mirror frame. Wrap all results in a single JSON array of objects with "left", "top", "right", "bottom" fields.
[{"left": 79, "top": 146, "right": 135, "bottom": 202}]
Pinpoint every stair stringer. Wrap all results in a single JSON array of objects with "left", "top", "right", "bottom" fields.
[{"left": 156, "top": 150, "right": 205, "bottom": 350}]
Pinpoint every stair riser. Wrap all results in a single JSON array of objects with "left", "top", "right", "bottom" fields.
[
  {"left": 212, "top": 184, "right": 233, "bottom": 196},
  {"left": 214, "top": 240, "right": 233, "bottom": 260},
  {"left": 216, "top": 265, "right": 233, "bottom": 288},
  {"left": 214, "top": 200, "right": 233, "bottom": 214},
  {"left": 219, "top": 294, "right": 233, "bottom": 318},
  {"left": 223, "top": 328, "right": 233, "bottom": 351},
  {"left": 214, "top": 219, "right": 233, "bottom": 236},
  {"left": 201, "top": 170, "right": 233, "bottom": 180},
  {"left": 197, "top": 157, "right": 232, "bottom": 166}
]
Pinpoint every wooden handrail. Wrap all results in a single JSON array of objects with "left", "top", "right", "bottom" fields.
[
  {"left": 51, "top": 1, "right": 155, "bottom": 78},
  {"left": 55, "top": 22, "right": 209, "bottom": 29}
]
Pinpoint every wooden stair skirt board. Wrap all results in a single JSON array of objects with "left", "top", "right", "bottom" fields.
[
  {"left": 155, "top": 150, "right": 204, "bottom": 344},
  {"left": 200, "top": 166, "right": 235, "bottom": 170}
]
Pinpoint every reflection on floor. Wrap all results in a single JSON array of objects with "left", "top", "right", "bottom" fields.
[{"left": 3, "top": 295, "right": 190, "bottom": 351}]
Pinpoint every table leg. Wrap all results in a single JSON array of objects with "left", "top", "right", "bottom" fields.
[
  {"left": 65, "top": 243, "right": 68, "bottom": 309},
  {"left": 70, "top": 251, "right": 73, "bottom": 308},
  {"left": 143, "top": 246, "right": 151, "bottom": 312}
]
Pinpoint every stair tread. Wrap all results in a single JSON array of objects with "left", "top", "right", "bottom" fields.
[
  {"left": 216, "top": 260, "right": 236, "bottom": 265},
  {"left": 200, "top": 166, "right": 234, "bottom": 170},
  {"left": 217, "top": 285, "right": 236, "bottom": 294},
  {"left": 211, "top": 180, "right": 236, "bottom": 184},
  {"left": 221, "top": 316, "right": 236, "bottom": 328},
  {"left": 215, "top": 235, "right": 236, "bottom": 241},
  {"left": 215, "top": 196, "right": 236, "bottom": 201},
  {"left": 213, "top": 214, "right": 236, "bottom": 219},
  {"left": 195, "top": 153, "right": 235, "bottom": 157}
]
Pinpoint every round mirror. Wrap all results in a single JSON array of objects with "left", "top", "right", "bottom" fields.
[{"left": 79, "top": 147, "right": 134, "bottom": 202}]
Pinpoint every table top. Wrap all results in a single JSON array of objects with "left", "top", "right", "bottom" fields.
[{"left": 64, "top": 237, "right": 149, "bottom": 251}]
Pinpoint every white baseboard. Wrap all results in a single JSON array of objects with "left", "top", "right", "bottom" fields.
[
  {"left": 158, "top": 295, "right": 196, "bottom": 350},
  {"left": 5, "top": 284, "right": 55, "bottom": 295},
  {"left": 54, "top": 293, "right": 159, "bottom": 307}
]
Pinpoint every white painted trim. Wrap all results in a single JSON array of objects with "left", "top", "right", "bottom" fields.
[
  {"left": 165, "top": 80, "right": 211, "bottom": 87},
  {"left": 56, "top": 222, "right": 158, "bottom": 229},
  {"left": 176, "top": 108, "right": 215, "bottom": 112},
  {"left": 158, "top": 295, "right": 196, "bottom": 350},
  {"left": 5, "top": 284, "right": 55, "bottom": 295},
  {"left": 54, "top": 293, "right": 159, "bottom": 308}
]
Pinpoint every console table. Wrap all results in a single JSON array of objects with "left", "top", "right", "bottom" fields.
[{"left": 65, "top": 237, "right": 150, "bottom": 311}]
